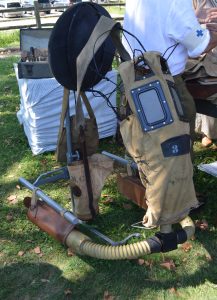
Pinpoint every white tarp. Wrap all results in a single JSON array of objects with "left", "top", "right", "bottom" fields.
[
  {"left": 15, "top": 65, "right": 118, "bottom": 155},
  {"left": 198, "top": 161, "right": 217, "bottom": 177}
]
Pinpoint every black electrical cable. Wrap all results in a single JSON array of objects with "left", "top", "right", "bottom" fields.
[
  {"left": 162, "top": 43, "right": 179, "bottom": 62},
  {"left": 89, "top": 88, "right": 120, "bottom": 120},
  {"left": 121, "top": 27, "right": 147, "bottom": 53},
  {"left": 88, "top": 25, "right": 146, "bottom": 118},
  {"left": 83, "top": 24, "right": 179, "bottom": 121}
]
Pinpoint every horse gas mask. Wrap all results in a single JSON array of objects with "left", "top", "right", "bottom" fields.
[{"left": 119, "top": 51, "right": 198, "bottom": 228}]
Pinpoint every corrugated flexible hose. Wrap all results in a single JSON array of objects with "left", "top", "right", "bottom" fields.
[
  {"left": 23, "top": 195, "right": 195, "bottom": 260},
  {"left": 65, "top": 216, "right": 195, "bottom": 260}
]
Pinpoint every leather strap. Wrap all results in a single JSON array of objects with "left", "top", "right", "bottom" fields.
[
  {"left": 57, "top": 87, "right": 70, "bottom": 147},
  {"left": 80, "top": 126, "right": 96, "bottom": 218},
  {"left": 57, "top": 89, "right": 96, "bottom": 151}
]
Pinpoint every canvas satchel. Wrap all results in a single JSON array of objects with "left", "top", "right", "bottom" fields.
[
  {"left": 56, "top": 89, "right": 99, "bottom": 162},
  {"left": 184, "top": 51, "right": 217, "bottom": 81},
  {"left": 119, "top": 52, "right": 198, "bottom": 228}
]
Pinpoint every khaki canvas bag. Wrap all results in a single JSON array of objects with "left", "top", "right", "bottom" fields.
[
  {"left": 56, "top": 89, "right": 99, "bottom": 162},
  {"left": 119, "top": 52, "right": 198, "bottom": 228},
  {"left": 68, "top": 154, "right": 113, "bottom": 220}
]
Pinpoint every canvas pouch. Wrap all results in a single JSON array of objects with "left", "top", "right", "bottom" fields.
[{"left": 67, "top": 153, "right": 114, "bottom": 220}]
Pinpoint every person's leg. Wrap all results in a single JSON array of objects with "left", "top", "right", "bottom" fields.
[
  {"left": 201, "top": 135, "right": 212, "bottom": 147},
  {"left": 201, "top": 115, "right": 216, "bottom": 138}
]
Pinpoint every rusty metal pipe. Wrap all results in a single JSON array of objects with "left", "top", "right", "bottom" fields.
[
  {"left": 23, "top": 196, "right": 195, "bottom": 260},
  {"left": 20, "top": 177, "right": 81, "bottom": 226}
]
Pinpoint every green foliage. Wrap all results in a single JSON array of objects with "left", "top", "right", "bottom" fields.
[
  {"left": 1, "top": 54, "right": 217, "bottom": 300},
  {"left": 0, "top": 30, "right": 20, "bottom": 48},
  {"left": 106, "top": 4, "right": 125, "bottom": 16}
]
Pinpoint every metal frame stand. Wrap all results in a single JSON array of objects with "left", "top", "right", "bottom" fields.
[{"left": 19, "top": 105, "right": 141, "bottom": 246}]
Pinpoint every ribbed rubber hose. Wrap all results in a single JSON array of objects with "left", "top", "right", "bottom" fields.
[
  {"left": 81, "top": 239, "right": 151, "bottom": 259},
  {"left": 65, "top": 216, "right": 195, "bottom": 260}
]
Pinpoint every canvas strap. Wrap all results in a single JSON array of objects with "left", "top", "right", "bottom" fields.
[
  {"left": 54, "top": 15, "right": 132, "bottom": 137},
  {"left": 58, "top": 15, "right": 131, "bottom": 142},
  {"left": 76, "top": 15, "right": 130, "bottom": 97},
  {"left": 57, "top": 88, "right": 96, "bottom": 151},
  {"left": 73, "top": 15, "right": 131, "bottom": 218},
  {"left": 75, "top": 15, "right": 131, "bottom": 129},
  {"left": 57, "top": 87, "right": 70, "bottom": 147},
  {"left": 80, "top": 126, "right": 96, "bottom": 218}
]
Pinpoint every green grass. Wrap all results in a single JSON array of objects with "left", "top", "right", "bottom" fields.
[
  {"left": 0, "top": 30, "right": 20, "bottom": 48},
  {"left": 1, "top": 52, "right": 217, "bottom": 298},
  {"left": 0, "top": 4, "right": 125, "bottom": 49},
  {"left": 106, "top": 2, "right": 125, "bottom": 16}
]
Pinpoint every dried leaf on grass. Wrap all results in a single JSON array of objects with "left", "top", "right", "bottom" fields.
[
  {"left": 18, "top": 251, "right": 25, "bottom": 256},
  {"left": 144, "top": 260, "right": 153, "bottom": 268},
  {"left": 205, "top": 253, "right": 213, "bottom": 262},
  {"left": 136, "top": 259, "right": 153, "bottom": 268},
  {"left": 6, "top": 213, "right": 13, "bottom": 221},
  {"left": 0, "top": 239, "right": 8, "bottom": 243},
  {"left": 160, "top": 260, "right": 176, "bottom": 271},
  {"left": 67, "top": 248, "right": 75, "bottom": 257},
  {"left": 102, "top": 197, "right": 114, "bottom": 205},
  {"left": 7, "top": 194, "right": 18, "bottom": 205},
  {"left": 64, "top": 288, "right": 72, "bottom": 296},
  {"left": 195, "top": 219, "right": 209, "bottom": 231},
  {"left": 33, "top": 246, "right": 41, "bottom": 254},
  {"left": 169, "top": 287, "right": 180, "bottom": 296},
  {"left": 40, "top": 279, "right": 50, "bottom": 283},
  {"left": 101, "top": 194, "right": 110, "bottom": 198},
  {"left": 40, "top": 159, "right": 47, "bottom": 165},
  {"left": 103, "top": 291, "right": 115, "bottom": 300},
  {"left": 181, "top": 242, "right": 192, "bottom": 252},
  {"left": 137, "top": 259, "right": 145, "bottom": 266}
]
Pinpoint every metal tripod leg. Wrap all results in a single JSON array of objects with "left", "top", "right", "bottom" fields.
[{"left": 65, "top": 98, "right": 79, "bottom": 165}]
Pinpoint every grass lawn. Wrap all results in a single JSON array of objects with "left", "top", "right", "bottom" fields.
[
  {"left": 1, "top": 14, "right": 217, "bottom": 300},
  {"left": 0, "top": 30, "right": 20, "bottom": 49}
]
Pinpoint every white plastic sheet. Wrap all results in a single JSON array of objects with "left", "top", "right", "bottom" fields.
[
  {"left": 198, "top": 161, "right": 217, "bottom": 177},
  {"left": 15, "top": 65, "right": 118, "bottom": 155}
]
